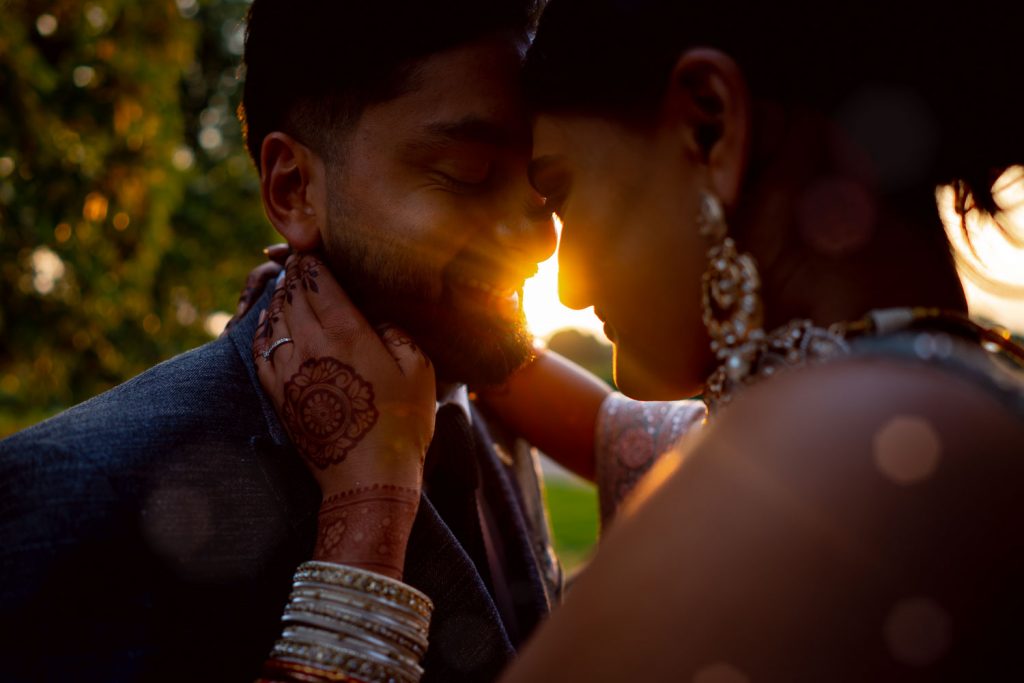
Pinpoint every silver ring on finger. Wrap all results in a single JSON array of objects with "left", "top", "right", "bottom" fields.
[{"left": 262, "top": 336, "right": 294, "bottom": 361}]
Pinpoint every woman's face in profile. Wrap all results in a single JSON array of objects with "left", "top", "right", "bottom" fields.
[{"left": 529, "top": 113, "right": 716, "bottom": 399}]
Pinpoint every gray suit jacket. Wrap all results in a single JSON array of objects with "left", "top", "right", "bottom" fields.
[{"left": 0, "top": 286, "right": 559, "bottom": 682}]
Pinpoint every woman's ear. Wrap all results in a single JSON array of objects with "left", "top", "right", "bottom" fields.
[
  {"left": 259, "top": 132, "right": 327, "bottom": 252},
  {"left": 660, "top": 48, "right": 750, "bottom": 208}
]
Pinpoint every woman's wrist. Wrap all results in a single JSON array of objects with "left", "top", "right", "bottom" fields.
[
  {"left": 313, "top": 483, "right": 420, "bottom": 580},
  {"left": 263, "top": 560, "right": 433, "bottom": 683}
]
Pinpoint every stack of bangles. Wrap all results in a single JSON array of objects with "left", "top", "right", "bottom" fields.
[{"left": 260, "top": 561, "right": 434, "bottom": 683}]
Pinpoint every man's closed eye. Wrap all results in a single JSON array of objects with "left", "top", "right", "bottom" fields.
[{"left": 432, "top": 159, "right": 494, "bottom": 193}]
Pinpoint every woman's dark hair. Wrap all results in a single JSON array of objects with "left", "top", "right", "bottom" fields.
[
  {"left": 524, "top": 0, "right": 1024, "bottom": 219},
  {"left": 240, "top": 0, "right": 542, "bottom": 172}
]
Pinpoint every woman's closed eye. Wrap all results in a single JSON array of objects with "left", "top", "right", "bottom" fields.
[{"left": 528, "top": 156, "right": 571, "bottom": 216}]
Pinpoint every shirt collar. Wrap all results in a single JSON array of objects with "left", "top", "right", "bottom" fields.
[{"left": 437, "top": 384, "right": 472, "bottom": 425}]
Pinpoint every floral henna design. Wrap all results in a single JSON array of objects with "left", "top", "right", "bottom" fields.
[
  {"left": 380, "top": 326, "right": 431, "bottom": 369},
  {"left": 253, "top": 284, "right": 288, "bottom": 357},
  {"left": 316, "top": 484, "right": 419, "bottom": 575},
  {"left": 610, "top": 426, "right": 657, "bottom": 504},
  {"left": 597, "top": 397, "right": 705, "bottom": 523},
  {"left": 320, "top": 483, "right": 420, "bottom": 507},
  {"left": 282, "top": 357, "right": 379, "bottom": 468},
  {"left": 284, "top": 257, "right": 320, "bottom": 303}
]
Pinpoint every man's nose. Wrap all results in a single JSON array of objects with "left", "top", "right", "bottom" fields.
[{"left": 492, "top": 186, "right": 558, "bottom": 268}]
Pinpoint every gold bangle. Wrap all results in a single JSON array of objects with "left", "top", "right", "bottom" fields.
[{"left": 262, "top": 657, "right": 369, "bottom": 683}]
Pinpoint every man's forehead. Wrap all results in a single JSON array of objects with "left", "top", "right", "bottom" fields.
[
  {"left": 410, "top": 116, "right": 529, "bottom": 152},
  {"left": 359, "top": 34, "right": 528, "bottom": 145}
]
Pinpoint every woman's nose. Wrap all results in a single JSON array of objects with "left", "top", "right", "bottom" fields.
[{"left": 555, "top": 220, "right": 594, "bottom": 311}]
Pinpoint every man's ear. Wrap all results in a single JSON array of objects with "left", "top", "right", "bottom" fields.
[
  {"left": 259, "top": 132, "right": 327, "bottom": 252},
  {"left": 660, "top": 48, "right": 750, "bottom": 207}
]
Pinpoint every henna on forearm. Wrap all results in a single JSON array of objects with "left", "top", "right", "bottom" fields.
[
  {"left": 282, "top": 357, "right": 379, "bottom": 469},
  {"left": 314, "top": 483, "right": 420, "bottom": 579},
  {"left": 596, "top": 396, "right": 706, "bottom": 527}
]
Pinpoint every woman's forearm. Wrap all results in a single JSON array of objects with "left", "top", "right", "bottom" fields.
[{"left": 477, "top": 349, "right": 611, "bottom": 482}]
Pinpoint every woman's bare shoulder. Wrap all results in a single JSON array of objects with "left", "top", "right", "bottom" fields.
[
  {"left": 697, "top": 352, "right": 1023, "bottom": 476},
  {"left": 503, "top": 354, "right": 1024, "bottom": 682}
]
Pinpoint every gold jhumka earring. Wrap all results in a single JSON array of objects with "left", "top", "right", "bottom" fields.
[{"left": 697, "top": 191, "right": 850, "bottom": 412}]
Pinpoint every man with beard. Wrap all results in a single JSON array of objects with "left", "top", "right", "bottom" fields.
[{"left": 0, "top": 1, "right": 561, "bottom": 681}]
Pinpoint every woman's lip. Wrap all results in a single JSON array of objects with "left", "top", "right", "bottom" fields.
[{"left": 593, "top": 308, "right": 616, "bottom": 341}]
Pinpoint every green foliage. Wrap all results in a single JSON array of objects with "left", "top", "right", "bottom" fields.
[
  {"left": 0, "top": 0, "right": 614, "bottom": 440},
  {"left": 0, "top": 0, "right": 606, "bottom": 572},
  {"left": 0, "top": 0, "right": 273, "bottom": 436},
  {"left": 547, "top": 328, "right": 614, "bottom": 387},
  {"left": 544, "top": 478, "right": 599, "bottom": 575}
]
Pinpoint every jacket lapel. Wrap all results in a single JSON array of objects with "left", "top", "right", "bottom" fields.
[
  {"left": 227, "top": 282, "right": 292, "bottom": 447},
  {"left": 470, "top": 408, "right": 554, "bottom": 639},
  {"left": 404, "top": 495, "right": 515, "bottom": 683}
]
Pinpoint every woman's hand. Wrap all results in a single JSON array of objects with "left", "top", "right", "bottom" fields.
[
  {"left": 252, "top": 252, "right": 436, "bottom": 578},
  {"left": 223, "top": 244, "right": 289, "bottom": 335}
]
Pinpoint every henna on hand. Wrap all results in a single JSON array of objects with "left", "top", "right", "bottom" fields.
[
  {"left": 285, "top": 256, "right": 320, "bottom": 302},
  {"left": 379, "top": 325, "right": 431, "bottom": 370},
  {"left": 315, "top": 483, "right": 420, "bottom": 577},
  {"left": 251, "top": 254, "right": 434, "bottom": 580},
  {"left": 253, "top": 283, "right": 288, "bottom": 358},
  {"left": 225, "top": 260, "right": 285, "bottom": 336},
  {"left": 282, "top": 357, "right": 379, "bottom": 468}
]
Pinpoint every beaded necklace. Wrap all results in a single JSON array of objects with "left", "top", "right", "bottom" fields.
[{"left": 702, "top": 307, "right": 1024, "bottom": 414}]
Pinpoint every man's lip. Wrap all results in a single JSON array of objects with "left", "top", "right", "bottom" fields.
[
  {"left": 450, "top": 274, "right": 521, "bottom": 299},
  {"left": 447, "top": 267, "right": 528, "bottom": 318},
  {"left": 448, "top": 280, "right": 522, "bottom": 320},
  {"left": 449, "top": 263, "right": 537, "bottom": 299}
]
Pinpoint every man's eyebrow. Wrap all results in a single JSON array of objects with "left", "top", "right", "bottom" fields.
[{"left": 412, "top": 116, "right": 521, "bottom": 150}]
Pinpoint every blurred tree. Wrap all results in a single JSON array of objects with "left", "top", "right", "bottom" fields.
[
  {"left": 0, "top": 0, "right": 272, "bottom": 436},
  {"left": 547, "top": 329, "right": 613, "bottom": 387}
]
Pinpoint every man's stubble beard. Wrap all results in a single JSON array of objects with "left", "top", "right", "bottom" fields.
[{"left": 321, "top": 192, "right": 535, "bottom": 387}]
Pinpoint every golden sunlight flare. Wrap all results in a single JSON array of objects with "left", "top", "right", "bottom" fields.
[
  {"left": 526, "top": 170, "right": 1024, "bottom": 344},
  {"left": 939, "top": 166, "right": 1024, "bottom": 333},
  {"left": 522, "top": 216, "right": 608, "bottom": 342}
]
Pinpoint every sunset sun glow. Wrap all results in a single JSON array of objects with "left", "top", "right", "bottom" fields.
[
  {"left": 522, "top": 217, "right": 607, "bottom": 342},
  {"left": 941, "top": 166, "right": 1024, "bottom": 333},
  {"left": 524, "top": 169, "right": 1024, "bottom": 346}
]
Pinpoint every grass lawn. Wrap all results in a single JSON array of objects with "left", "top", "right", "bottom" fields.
[{"left": 544, "top": 478, "right": 599, "bottom": 574}]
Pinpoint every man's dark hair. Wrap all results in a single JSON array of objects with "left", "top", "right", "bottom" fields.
[{"left": 240, "top": 0, "right": 542, "bottom": 172}]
